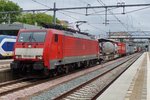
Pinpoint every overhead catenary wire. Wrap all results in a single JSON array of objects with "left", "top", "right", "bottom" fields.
[
  {"left": 125, "top": 6, "right": 150, "bottom": 14},
  {"left": 86, "top": 22, "right": 107, "bottom": 32},
  {"left": 123, "top": 5, "right": 150, "bottom": 36},
  {"left": 97, "top": 0, "right": 105, "bottom": 6},
  {"left": 78, "top": 0, "right": 104, "bottom": 20},
  {"left": 59, "top": 10, "right": 86, "bottom": 15},
  {"left": 78, "top": 0, "right": 89, "bottom": 5},
  {"left": 18, "top": 0, "right": 150, "bottom": 35},
  {"left": 31, "top": 0, "right": 50, "bottom": 8},
  {"left": 31, "top": 0, "right": 79, "bottom": 20},
  {"left": 31, "top": 0, "right": 106, "bottom": 33},
  {"left": 78, "top": 0, "right": 98, "bottom": 13},
  {"left": 97, "top": 0, "right": 149, "bottom": 38},
  {"left": 97, "top": 0, "right": 129, "bottom": 31},
  {"left": 85, "top": 6, "right": 150, "bottom": 16},
  {"left": 1, "top": 3, "right": 150, "bottom": 14},
  {"left": 88, "top": 7, "right": 119, "bottom": 15},
  {"left": 97, "top": 0, "right": 150, "bottom": 36}
]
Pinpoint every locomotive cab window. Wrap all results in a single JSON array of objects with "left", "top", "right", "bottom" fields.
[
  {"left": 18, "top": 31, "right": 47, "bottom": 42},
  {"left": 55, "top": 34, "right": 58, "bottom": 42}
]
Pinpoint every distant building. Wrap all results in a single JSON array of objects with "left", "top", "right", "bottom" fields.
[
  {"left": 108, "top": 32, "right": 133, "bottom": 42},
  {"left": 0, "top": 22, "right": 43, "bottom": 36}
]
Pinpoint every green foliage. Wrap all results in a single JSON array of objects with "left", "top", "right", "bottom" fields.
[
  {"left": 0, "top": 0, "right": 21, "bottom": 23},
  {"left": 0, "top": 0, "right": 62, "bottom": 27},
  {"left": 17, "top": 13, "right": 60, "bottom": 26}
]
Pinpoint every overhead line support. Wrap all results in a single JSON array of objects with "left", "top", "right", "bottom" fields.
[
  {"left": 53, "top": 2, "right": 56, "bottom": 25},
  {"left": 0, "top": 3, "right": 150, "bottom": 14}
]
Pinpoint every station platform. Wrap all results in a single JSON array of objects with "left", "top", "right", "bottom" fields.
[{"left": 97, "top": 52, "right": 150, "bottom": 100}]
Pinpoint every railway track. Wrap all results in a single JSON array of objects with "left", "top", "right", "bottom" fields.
[
  {"left": 0, "top": 77, "right": 38, "bottom": 96},
  {"left": 0, "top": 53, "right": 141, "bottom": 99},
  {"left": 53, "top": 53, "right": 141, "bottom": 100},
  {"left": 0, "top": 75, "right": 54, "bottom": 96},
  {"left": 0, "top": 68, "right": 87, "bottom": 96}
]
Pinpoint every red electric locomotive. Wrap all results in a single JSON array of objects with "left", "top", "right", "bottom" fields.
[{"left": 11, "top": 28, "right": 100, "bottom": 75}]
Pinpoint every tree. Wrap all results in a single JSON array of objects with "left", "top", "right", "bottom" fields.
[
  {"left": 17, "top": 13, "right": 60, "bottom": 26},
  {"left": 0, "top": 0, "right": 21, "bottom": 23}
]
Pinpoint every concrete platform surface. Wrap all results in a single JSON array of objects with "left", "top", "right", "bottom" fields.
[{"left": 97, "top": 52, "right": 149, "bottom": 100}]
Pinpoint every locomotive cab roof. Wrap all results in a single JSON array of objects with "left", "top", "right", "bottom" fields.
[{"left": 19, "top": 24, "right": 96, "bottom": 40}]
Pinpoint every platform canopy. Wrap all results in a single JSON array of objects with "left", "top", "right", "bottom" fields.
[{"left": 0, "top": 22, "right": 43, "bottom": 36}]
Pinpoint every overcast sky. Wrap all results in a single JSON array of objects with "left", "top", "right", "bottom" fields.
[{"left": 10, "top": 0, "right": 150, "bottom": 37}]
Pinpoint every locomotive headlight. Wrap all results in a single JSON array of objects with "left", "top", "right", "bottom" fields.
[
  {"left": 15, "top": 56, "right": 19, "bottom": 59},
  {"left": 15, "top": 55, "right": 21, "bottom": 59},
  {"left": 36, "top": 55, "right": 42, "bottom": 59}
]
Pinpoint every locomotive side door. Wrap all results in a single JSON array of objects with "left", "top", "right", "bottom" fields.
[{"left": 55, "top": 34, "right": 63, "bottom": 60}]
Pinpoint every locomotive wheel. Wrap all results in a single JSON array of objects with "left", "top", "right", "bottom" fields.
[
  {"left": 43, "top": 68, "right": 50, "bottom": 77},
  {"left": 84, "top": 61, "right": 89, "bottom": 68},
  {"left": 50, "top": 69, "right": 58, "bottom": 77},
  {"left": 57, "top": 66, "right": 65, "bottom": 75},
  {"left": 11, "top": 68, "right": 19, "bottom": 74},
  {"left": 64, "top": 65, "right": 69, "bottom": 74}
]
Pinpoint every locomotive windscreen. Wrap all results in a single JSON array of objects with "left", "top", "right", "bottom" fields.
[{"left": 18, "top": 31, "right": 47, "bottom": 42}]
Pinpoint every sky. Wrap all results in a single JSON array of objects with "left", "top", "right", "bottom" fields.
[{"left": 10, "top": 0, "right": 150, "bottom": 37}]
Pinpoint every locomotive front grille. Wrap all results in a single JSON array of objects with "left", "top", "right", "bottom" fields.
[
  {"left": 15, "top": 48, "right": 43, "bottom": 59},
  {"left": 22, "top": 55, "right": 35, "bottom": 58}
]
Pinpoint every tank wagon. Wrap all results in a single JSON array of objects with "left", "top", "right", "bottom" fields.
[
  {"left": 126, "top": 43, "right": 135, "bottom": 55},
  {"left": 98, "top": 39, "right": 137, "bottom": 61},
  {"left": 11, "top": 28, "right": 100, "bottom": 75},
  {"left": 98, "top": 39, "right": 118, "bottom": 60}
]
